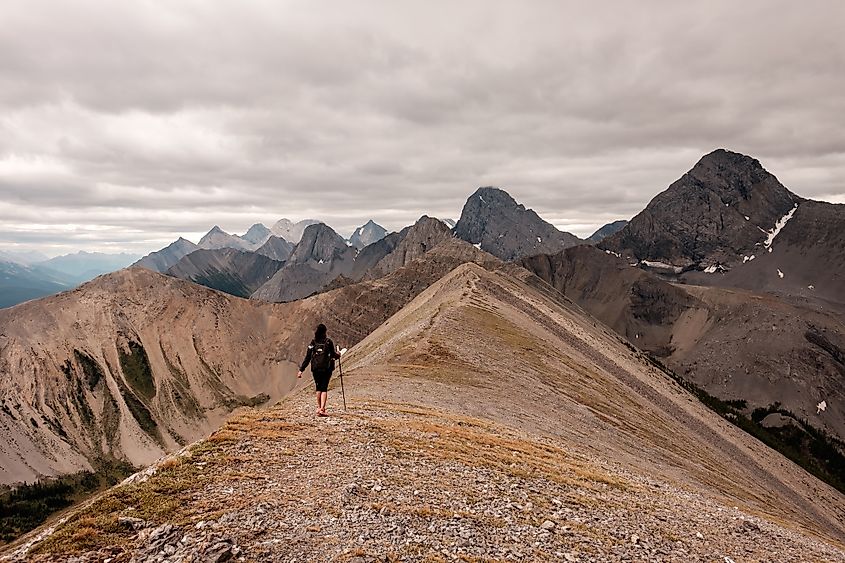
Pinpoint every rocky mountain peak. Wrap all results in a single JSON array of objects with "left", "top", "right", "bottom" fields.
[
  {"left": 349, "top": 220, "right": 388, "bottom": 250},
  {"left": 586, "top": 220, "right": 628, "bottom": 244},
  {"left": 288, "top": 223, "right": 347, "bottom": 265},
  {"left": 454, "top": 187, "right": 581, "bottom": 261},
  {"left": 271, "top": 218, "right": 320, "bottom": 243},
  {"left": 363, "top": 215, "right": 453, "bottom": 279},
  {"left": 600, "top": 149, "right": 801, "bottom": 270},
  {"left": 241, "top": 223, "right": 272, "bottom": 246},
  {"left": 255, "top": 235, "right": 294, "bottom": 262},
  {"left": 133, "top": 238, "right": 199, "bottom": 273}
]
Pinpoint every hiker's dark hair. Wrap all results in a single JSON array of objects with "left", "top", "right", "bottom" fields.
[{"left": 315, "top": 323, "right": 327, "bottom": 341}]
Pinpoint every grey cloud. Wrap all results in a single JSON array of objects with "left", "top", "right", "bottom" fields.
[{"left": 0, "top": 0, "right": 843, "bottom": 254}]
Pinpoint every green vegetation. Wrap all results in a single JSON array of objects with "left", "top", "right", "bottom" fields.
[
  {"left": 101, "top": 383, "right": 121, "bottom": 450},
  {"left": 0, "top": 459, "right": 135, "bottom": 545},
  {"left": 159, "top": 344, "right": 203, "bottom": 419},
  {"left": 74, "top": 350, "right": 104, "bottom": 390},
  {"left": 115, "top": 377, "right": 164, "bottom": 446},
  {"left": 118, "top": 341, "right": 156, "bottom": 400},
  {"left": 638, "top": 347, "right": 845, "bottom": 494},
  {"left": 222, "top": 393, "right": 271, "bottom": 409},
  {"left": 194, "top": 272, "right": 250, "bottom": 298}
]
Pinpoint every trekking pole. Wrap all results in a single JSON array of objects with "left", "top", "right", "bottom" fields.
[{"left": 338, "top": 347, "right": 348, "bottom": 411}]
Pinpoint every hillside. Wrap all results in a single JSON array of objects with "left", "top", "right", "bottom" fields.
[
  {"left": 6, "top": 263, "right": 844, "bottom": 561},
  {"left": 522, "top": 246, "right": 845, "bottom": 443},
  {"left": 133, "top": 238, "right": 198, "bottom": 273},
  {"left": 0, "top": 239, "right": 498, "bottom": 488},
  {"left": 166, "top": 248, "right": 284, "bottom": 298}
]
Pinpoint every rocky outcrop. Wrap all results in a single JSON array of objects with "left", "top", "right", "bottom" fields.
[
  {"left": 366, "top": 216, "right": 453, "bottom": 279},
  {"left": 254, "top": 235, "right": 294, "bottom": 262},
  {"left": 454, "top": 187, "right": 581, "bottom": 261},
  {"left": 133, "top": 238, "right": 198, "bottom": 273}
]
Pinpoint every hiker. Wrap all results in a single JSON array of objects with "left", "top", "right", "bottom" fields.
[{"left": 298, "top": 323, "right": 340, "bottom": 416}]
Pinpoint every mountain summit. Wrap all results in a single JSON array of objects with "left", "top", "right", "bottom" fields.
[
  {"left": 133, "top": 237, "right": 198, "bottom": 273},
  {"left": 600, "top": 149, "right": 800, "bottom": 269},
  {"left": 349, "top": 220, "right": 388, "bottom": 250},
  {"left": 270, "top": 219, "right": 320, "bottom": 244},
  {"left": 454, "top": 187, "right": 581, "bottom": 261}
]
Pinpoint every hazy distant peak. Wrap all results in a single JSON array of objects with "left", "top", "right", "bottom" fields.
[
  {"left": 270, "top": 218, "right": 321, "bottom": 243},
  {"left": 349, "top": 219, "right": 388, "bottom": 250}
]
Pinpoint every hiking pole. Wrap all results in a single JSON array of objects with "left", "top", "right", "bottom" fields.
[{"left": 338, "top": 347, "right": 348, "bottom": 411}]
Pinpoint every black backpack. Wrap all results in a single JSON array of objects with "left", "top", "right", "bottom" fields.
[{"left": 311, "top": 339, "right": 333, "bottom": 372}]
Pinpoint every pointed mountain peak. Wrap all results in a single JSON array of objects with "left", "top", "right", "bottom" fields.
[
  {"left": 289, "top": 223, "right": 346, "bottom": 264},
  {"left": 241, "top": 223, "right": 272, "bottom": 246},
  {"left": 455, "top": 188, "right": 581, "bottom": 261},
  {"left": 271, "top": 218, "right": 321, "bottom": 243},
  {"left": 349, "top": 220, "right": 388, "bottom": 250},
  {"left": 472, "top": 186, "right": 520, "bottom": 208},
  {"left": 600, "top": 150, "right": 799, "bottom": 268}
]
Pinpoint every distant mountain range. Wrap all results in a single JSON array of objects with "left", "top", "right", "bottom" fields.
[
  {"left": 0, "top": 251, "right": 140, "bottom": 308},
  {"left": 0, "top": 261, "right": 75, "bottom": 309}
]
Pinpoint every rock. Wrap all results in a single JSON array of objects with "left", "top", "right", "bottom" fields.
[
  {"left": 207, "top": 541, "right": 233, "bottom": 563},
  {"left": 118, "top": 516, "right": 148, "bottom": 531},
  {"left": 540, "top": 520, "right": 556, "bottom": 531}
]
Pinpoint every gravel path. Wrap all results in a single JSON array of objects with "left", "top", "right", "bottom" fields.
[{"left": 15, "top": 395, "right": 844, "bottom": 562}]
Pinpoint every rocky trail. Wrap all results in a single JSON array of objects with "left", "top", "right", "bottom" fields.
[{"left": 8, "top": 394, "right": 844, "bottom": 562}]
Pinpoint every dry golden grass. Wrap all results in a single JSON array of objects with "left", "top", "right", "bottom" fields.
[
  {"left": 32, "top": 437, "right": 231, "bottom": 555},
  {"left": 367, "top": 405, "right": 631, "bottom": 493}
]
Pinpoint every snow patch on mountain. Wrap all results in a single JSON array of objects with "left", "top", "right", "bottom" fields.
[{"left": 764, "top": 204, "right": 799, "bottom": 250}]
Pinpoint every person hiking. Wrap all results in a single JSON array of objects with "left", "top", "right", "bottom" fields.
[{"left": 298, "top": 323, "right": 340, "bottom": 417}]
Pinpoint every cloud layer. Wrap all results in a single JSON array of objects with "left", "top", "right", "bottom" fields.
[{"left": 1, "top": 0, "right": 843, "bottom": 255}]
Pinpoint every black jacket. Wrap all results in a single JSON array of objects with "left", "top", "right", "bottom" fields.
[{"left": 299, "top": 338, "right": 339, "bottom": 373}]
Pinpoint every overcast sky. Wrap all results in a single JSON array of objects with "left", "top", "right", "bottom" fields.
[{"left": 1, "top": 0, "right": 843, "bottom": 256}]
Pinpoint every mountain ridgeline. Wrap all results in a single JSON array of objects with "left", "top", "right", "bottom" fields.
[
  {"left": 7, "top": 259, "right": 845, "bottom": 561},
  {"left": 2, "top": 149, "right": 845, "bottom": 558}
]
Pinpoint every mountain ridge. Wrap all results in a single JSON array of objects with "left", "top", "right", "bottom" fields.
[{"left": 7, "top": 261, "right": 844, "bottom": 561}]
